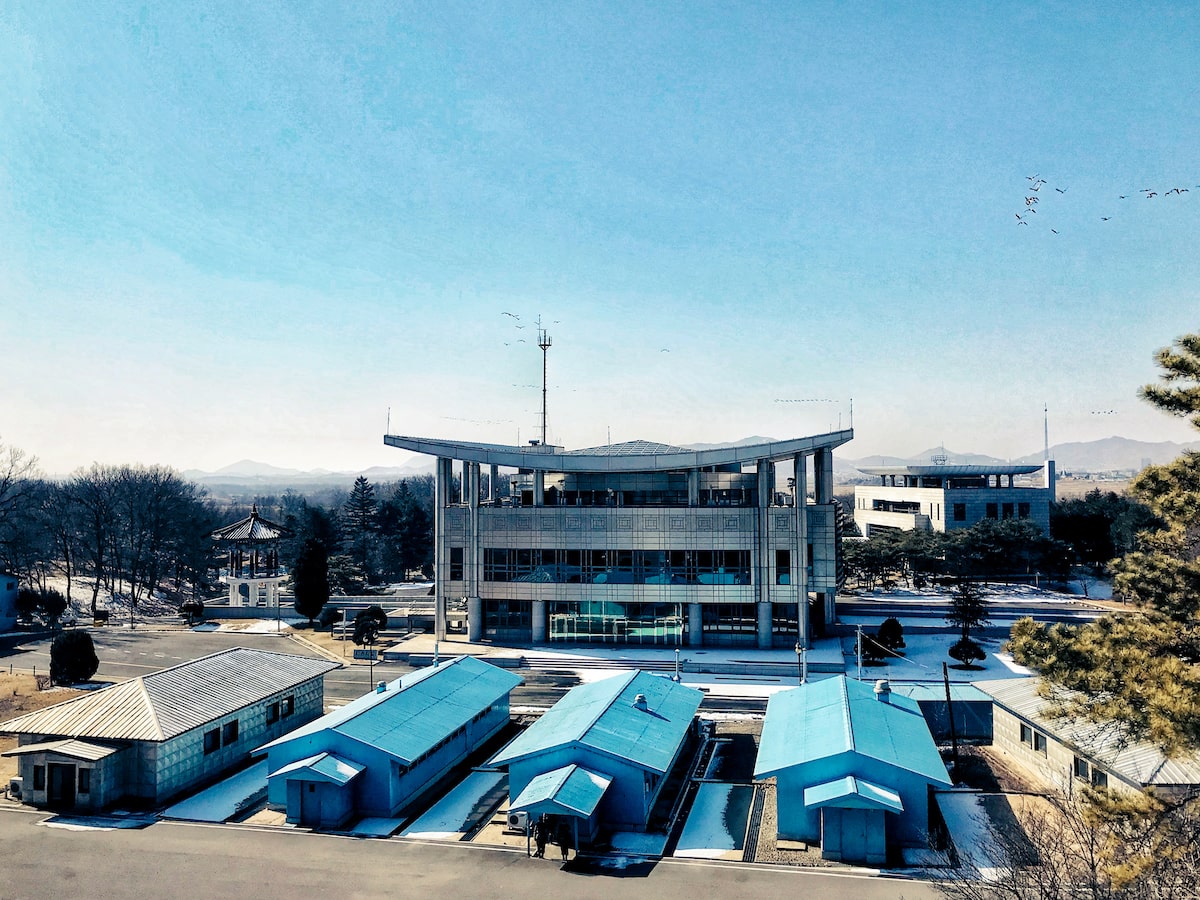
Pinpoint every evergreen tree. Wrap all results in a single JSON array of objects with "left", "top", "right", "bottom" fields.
[
  {"left": 50, "top": 630, "right": 99, "bottom": 685},
  {"left": 945, "top": 577, "right": 989, "bottom": 641},
  {"left": 1009, "top": 330, "right": 1200, "bottom": 754},
  {"left": 292, "top": 538, "right": 330, "bottom": 626},
  {"left": 342, "top": 476, "right": 378, "bottom": 582}
]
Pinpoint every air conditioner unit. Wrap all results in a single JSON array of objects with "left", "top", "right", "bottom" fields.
[
  {"left": 8, "top": 777, "right": 22, "bottom": 801},
  {"left": 506, "top": 811, "right": 528, "bottom": 831}
]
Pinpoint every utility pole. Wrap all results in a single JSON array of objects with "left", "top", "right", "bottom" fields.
[
  {"left": 537, "top": 318, "right": 552, "bottom": 445},
  {"left": 856, "top": 624, "right": 863, "bottom": 681}
]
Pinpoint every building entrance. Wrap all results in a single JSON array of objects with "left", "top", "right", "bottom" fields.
[
  {"left": 47, "top": 763, "right": 76, "bottom": 810},
  {"left": 548, "top": 601, "right": 684, "bottom": 645}
]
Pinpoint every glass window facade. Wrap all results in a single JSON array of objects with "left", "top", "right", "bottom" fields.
[
  {"left": 701, "top": 603, "right": 757, "bottom": 647},
  {"left": 482, "top": 599, "right": 532, "bottom": 641},
  {"left": 483, "top": 548, "right": 751, "bottom": 585},
  {"left": 548, "top": 600, "right": 684, "bottom": 644}
]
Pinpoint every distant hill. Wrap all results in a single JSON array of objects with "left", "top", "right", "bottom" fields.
[{"left": 836, "top": 436, "right": 1200, "bottom": 481}]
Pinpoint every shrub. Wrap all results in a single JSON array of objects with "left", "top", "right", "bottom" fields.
[
  {"left": 50, "top": 630, "right": 99, "bottom": 685},
  {"left": 876, "top": 617, "right": 906, "bottom": 653},
  {"left": 949, "top": 637, "right": 986, "bottom": 668}
]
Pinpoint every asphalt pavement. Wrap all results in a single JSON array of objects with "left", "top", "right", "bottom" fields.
[{"left": 0, "top": 808, "right": 946, "bottom": 900}]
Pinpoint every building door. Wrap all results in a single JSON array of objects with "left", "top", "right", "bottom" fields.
[
  {"left": 300, "top": 783, "right": 321, "bottom": 827},
  {"left": 47, "top": 763, "right": 76, "bottom": 810}
]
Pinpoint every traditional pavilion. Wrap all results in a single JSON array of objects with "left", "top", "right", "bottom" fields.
[{"left": 211, "top": 506, "right": 292, "bottom": 609}]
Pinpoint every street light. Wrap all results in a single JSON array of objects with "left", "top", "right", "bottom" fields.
[
  {"left": 674, "top": 647, "right": 681, "bottom": 683},
  {"left": 794, "top": 641, "right": 807, "bottom": 685}
]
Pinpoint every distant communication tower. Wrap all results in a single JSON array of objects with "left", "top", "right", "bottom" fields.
[
  {"left": 537, "top": 318, "right": 552, "bottom": 445},
  {"left": 931, "top": 445, "right": 948, "bottom": 466}
]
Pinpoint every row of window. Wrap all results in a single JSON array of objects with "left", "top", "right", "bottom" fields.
[
  {"left": 204, "top": 695, "right": 295, "bottom": 755},
  {"left": 975, "top": 502, "right": 1031, "bottom": 521},
  {"left": 31, "top": 765, "right": 90, "bottom": 795},
  {"left": 474, "top": 548, "right": 754, "bottom": 585},
  {"left": 1020, "top": 722, "right": 1110, "bottom": 788}
]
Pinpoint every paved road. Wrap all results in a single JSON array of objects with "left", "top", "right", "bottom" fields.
[
  {"left": 1, "top": 629, "right": 587, "bottom": 710},
  {"left": 0, "top": 809, "right": 945, "bottom": 900}
]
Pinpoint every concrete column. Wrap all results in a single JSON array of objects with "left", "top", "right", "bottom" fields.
[
  {"left": 468, "top": 596, "right": 483, "bottom": 642},
  {"left": 688, "top": 470, "right": 699, "bottom": 506},
  {"left": 434, "top": 457, "right": 452, "bottom": 641},
  {"left": 756, "top": 460, "right": 772, "bottom": 609},
  {"left": 688, "top": 602, "right": 703, "bottom": 647},
  {"left": 533, "top": 471, "right": 544, "bottom": 506},
  {"left": 794, "top": 452, "right": 809, "bottom": 647},
  {"left": 489, "top": 465, "right": 498, "bottom": 502},
  {"left": 467, "top": 462, "right": 480, "bottom": 601},
  {"left": 531, "top": 599, "right": 547, "bottom": 642},
  {"left": 815, "top": 448, "right": 834, "bottom": 503},
  {"left": 756, "top": 602, "right": 772, "bottom": 649}
]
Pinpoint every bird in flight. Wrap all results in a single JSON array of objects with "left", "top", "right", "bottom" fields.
[
  {"left": 502, "top": 311, "right": 519, "bottom": 318},
  {"left": 1051, "top": 229, "right": 1059, "bottom": 234},
  {"left": 1055, "top": 187, "right": 1067, "bottom": 193},
  {"left": 1101, "top": 217, "right": 1111, "bottom": 221}
]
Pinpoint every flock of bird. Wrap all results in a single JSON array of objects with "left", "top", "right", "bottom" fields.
[{"left": 1014, "top": 174, "right": 1196, "bottom": 234}]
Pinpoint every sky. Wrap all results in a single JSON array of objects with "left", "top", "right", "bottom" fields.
[{"left": 3, "top": 2, "right": 1199, "bottom": 477}]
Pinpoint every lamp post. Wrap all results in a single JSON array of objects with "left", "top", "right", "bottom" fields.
[
  {"left": 674, "top": 647, "right": 681, "bottom": 683},
  {"left": 794, "top": 641, "right": 807, "bottom": 685}
]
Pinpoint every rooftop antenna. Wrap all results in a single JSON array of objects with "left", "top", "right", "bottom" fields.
[
  {"left": 932, "top": 444, "right": 947, "bottom": 466},
  {"left": 1043, "top": 403, "right": 1049, "bottom": 462},
  {"left": 537, "top": 317, "right": 552, "bottom": 445},
  {"left": 386, "top": 406, "right": 391, "bottom": 435}
]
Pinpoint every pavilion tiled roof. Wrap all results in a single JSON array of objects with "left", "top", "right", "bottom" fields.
[{"left": 211, "top": 506, "right": 292, "bottom": 543}]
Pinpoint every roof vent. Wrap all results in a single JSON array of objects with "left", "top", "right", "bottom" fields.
[
  {"left": 376, "top": 681, "right": 387, "bottom": 694},
  {"left": 633, "top": 693, "right": 649, "bottom": 711},
  {"left": 874, "top": 679, "right": 891, "bottom": 702}
]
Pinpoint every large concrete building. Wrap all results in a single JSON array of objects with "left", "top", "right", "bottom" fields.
[
  {"left": 384, "top": 431, "right": 852, "bottom": 649},
  {"left": 852, "top": 461, "right": 1055, "bottom": 538}
]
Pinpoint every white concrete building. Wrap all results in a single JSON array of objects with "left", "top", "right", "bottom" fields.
[
  {"left": 0, "top": 570, "right": 16, "bottom": 632},
  {"left": 384, "top": 431, "right": 853, "bottom": 649},
  {"left": 852, "top": 461, "right": 1055, "bottom": 537}
]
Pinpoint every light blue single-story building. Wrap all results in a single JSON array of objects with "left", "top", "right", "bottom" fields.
[
  {"left": 754, "top": 676, "right": 952, "bottom": 865},
  {"left": 488, "top": 670, "right": 703, "bottom": 845},
  {"left": 256, "top": 656, "right": 522, "bottom": 829}
]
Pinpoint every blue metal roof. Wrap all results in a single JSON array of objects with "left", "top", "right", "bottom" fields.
[
  {"left": 804, "top": 775, "right": 904, "bottom": 813},
  {"left": 489, "top": 671, "right": 703, "bottom": 774},
  {"left": 887, "top": 683, "right": 992, "bottom": 703},
  {"left": 257, "top": 656, "right": 522, "bottom": 764},
  {"left": 272, "top": 752, "right": 364, "bottom": 786},
  {"left": 754, "top": 677, "right": 951, "bottom": 786},
  {"left": 510, "top": 764, "right": 612, "bottom": 818}
]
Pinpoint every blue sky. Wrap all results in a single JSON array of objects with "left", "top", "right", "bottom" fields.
[{"left": 3, "top": 2, "right": 1199, "bottom": 475}]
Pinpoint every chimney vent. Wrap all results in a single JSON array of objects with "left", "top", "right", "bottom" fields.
[
  {"left": 874, "top": 679, "right": 891, "bottom": 702},
  {"left": 376, "top": 681, "right": 387, "bottom": 694},
  {"left": 633, "top": 693, "right": 648, "bottom": 711}
]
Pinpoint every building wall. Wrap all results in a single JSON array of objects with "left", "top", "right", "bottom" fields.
[
  {"left": 506, "top": 746, "right": 662, "bottom": 832},
  {"left": 773, "top": 751, "right": 939, "bottom": 847},
  {"left": 11, "top": 744, "right": 131, "bottom": 812},
  {"left": 853, "top": 486, "right": 1051, "bottom": 536},
  {"left": 0, "top": 571, "right": 17, "bottom": 632},
  {"left": 443, "top": 503, "right": 840, "bottom": 642},
  {"left": 267, "top": 697, "right": 512, "bottom": 820},
  {"left": 989, "top": 705, "right": 1138, "bottom": 797}
]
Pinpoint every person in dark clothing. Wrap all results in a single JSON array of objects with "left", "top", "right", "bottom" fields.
[
  {"left": 532, "top": 816, "right": 547, "bottom": 858},
  {"left": 557, "top": 820, "right": 573, "bottom": 860}
]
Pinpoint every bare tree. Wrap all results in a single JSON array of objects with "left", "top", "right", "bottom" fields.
[{"left": 0, "top": 438, "right": 39, "bottom": 568}]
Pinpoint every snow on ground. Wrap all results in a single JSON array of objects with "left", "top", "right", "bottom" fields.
[
  {"left": 845, "top": 633, "right": 1032, "bottom": 685},
  {"left": 351, "top": 817, "right": 405, "bottom": 837},
  {"left": 400, "top": 770, "right": 505, "bottom": 839},
  {"left": 162, "top": 760, "right": 267, "bottom": 823},
  {"left": 937, "top": 791, "right": 1006, "bottom": 880},
  {"left": 674, "top": 782, "right": 750, "bottom": 859},
  {"left": 850, "top": 583, "right": 1095, "bottom": 605},
  {"left": 609, "top": 831, "right": 668, "bottom": 856}
]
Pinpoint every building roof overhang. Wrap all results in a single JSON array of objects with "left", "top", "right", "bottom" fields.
[
  {"left": 856, "top": 464, "right": 1044, "bottom": 478},
  {"left": 384, "top": 430, "right": 854, "bottom": 473}
]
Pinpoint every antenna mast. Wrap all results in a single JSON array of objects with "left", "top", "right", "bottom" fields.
[
  {"left": 1043, "top": 403, "right": 1049, "bottom": 461},
  {"left": 538, "top": 318, "right": 552, "bottom": 445}
]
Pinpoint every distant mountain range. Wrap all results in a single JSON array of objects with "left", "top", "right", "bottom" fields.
[
  {"left": 836, "top": 436, "right": 1200, "bottom": 479},
  {"left": 184, "top": 436, "right": 1200, "bottom": 491}
]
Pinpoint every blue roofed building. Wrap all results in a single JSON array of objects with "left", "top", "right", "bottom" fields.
[
  {"left": 754, "top": 676, "right": 952, "bottom": 866},
  {"left": 488, "top": 670, "right": 703, "bottom": 845},
  {"left": 256, "top": 656, "right": 522, "bottom": 829}
]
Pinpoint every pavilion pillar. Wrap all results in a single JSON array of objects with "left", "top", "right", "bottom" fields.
[
  {"left": 531, "top": 600, "right": 547, "bottom": 642},
  {"left": 435, "top": 457, "right": 452, "bottom": 641},
  {"left": 688, "top": 603, "right": 703, "bottom": 647},
  {"left": 688, "top": 470, "right": 699, "bottom": 506},
  {"left": 533, "top": 471, "right": 544, "bottom": 506}
]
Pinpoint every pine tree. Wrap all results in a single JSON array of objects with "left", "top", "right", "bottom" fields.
[
  {"left": 1009, "top": 330, "right": 1200, "bottom": 753},
  {"left": 342, "top": 476, "right": 378, "bottom": 582},
  {"left": 292, "top": 538, "right": 330, "bottom": 627}
]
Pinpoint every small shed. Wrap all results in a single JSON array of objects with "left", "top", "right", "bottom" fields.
[
  {"left": 754, "top": 676, "right": 952, "bottom": 865},
  {"left": 488, "top": 670, "right": 702, "bottom": 841},
  {"left": 0, "top": 648, "right": 337, "bottom": 812},
  {"left": 888, "top": 682, "right": 994, "bottom": 743},
  {"left": 257, "top": 656, "right": 522, "bottom": 827}
]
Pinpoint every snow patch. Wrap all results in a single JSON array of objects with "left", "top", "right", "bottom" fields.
[
  {"left": 163, "top": 761, "right": 267, "bottom": 822},
  {"left": 400, "top": 770, "right": 505, "bottom": 839}
]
